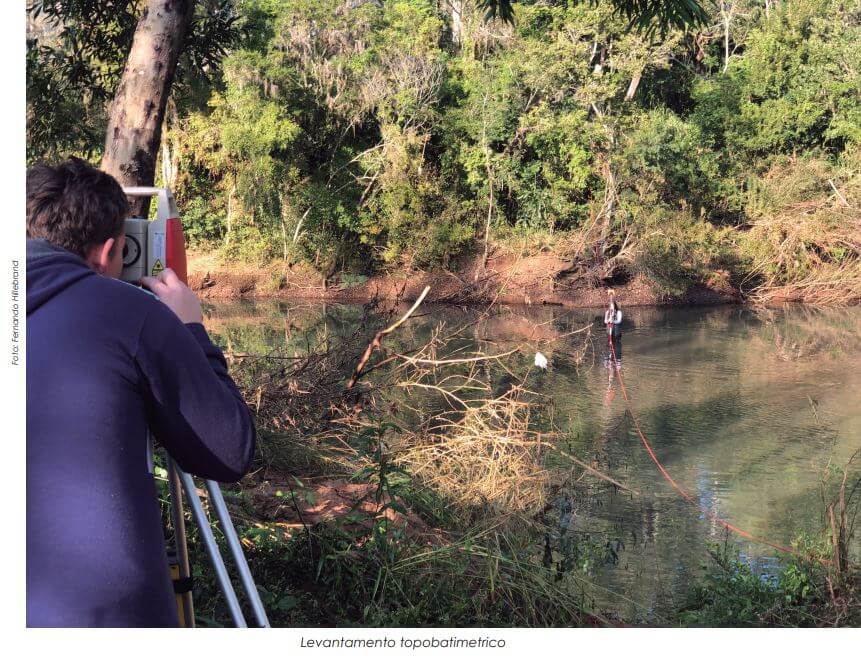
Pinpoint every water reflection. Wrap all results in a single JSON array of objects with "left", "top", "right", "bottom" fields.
[{"left": 204, "top": 301, "right": 861, "bottom": 620}]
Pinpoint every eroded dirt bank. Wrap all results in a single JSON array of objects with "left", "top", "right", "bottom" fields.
[{"left": 188, "top": 250, "right": 740, "bottom": 307}]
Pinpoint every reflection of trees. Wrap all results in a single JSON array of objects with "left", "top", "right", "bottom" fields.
[
  {"left": 754, "top": 305, "right": 861, "bottom": 360},
  {"left": 204, "top": 301, "right": 377, "bottom": 357},
  {"left": 629, "top": 387, "right": 854, "bottom": 547}
]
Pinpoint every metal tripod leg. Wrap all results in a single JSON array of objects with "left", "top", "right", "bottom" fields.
[
  {"left": 165, "top": 456, "right": 270, "bottom": 627},
  {"left": 166, "top": 458, "right": 195, "bottom": 628},
  {"left": 177, "top": 469, "right": 249, "bottom": 627},
  {"left": 205, "top": 480, "right": 271, "bottom": 628}
]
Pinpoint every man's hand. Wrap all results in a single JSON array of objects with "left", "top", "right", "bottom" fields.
[{"left": 141, "top": 268, "right": 204, "bottom": 324}]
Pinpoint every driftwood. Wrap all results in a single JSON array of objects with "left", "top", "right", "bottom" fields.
[{"left": 346, "top": 285, "right": 430, "bottom": 389}]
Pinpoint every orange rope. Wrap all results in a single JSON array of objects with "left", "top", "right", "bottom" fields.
[{"left": 605, "top": 331, "right": 833, "bottom": 566}]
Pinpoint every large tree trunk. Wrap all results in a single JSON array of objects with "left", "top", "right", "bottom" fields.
[
  {"left": 102, "top": 0, "right": 195, "bottom": 214},
  {"left": 447, "top": 1, "right": 464, "bottom": 46}
]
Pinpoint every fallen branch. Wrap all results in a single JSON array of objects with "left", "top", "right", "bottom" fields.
[
  {"left": 346, "top": 285, "right": 431, "bottom": 389},
  {"left": 828, "top": 179, "right": 850, "bottom": 207},
  {"left": 394, "top": 348, "right": 520, "bottom": 367}
]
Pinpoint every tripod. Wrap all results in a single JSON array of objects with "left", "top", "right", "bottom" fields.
[{"left": 165, "top": 456, "right": 270, "bottom": 628}]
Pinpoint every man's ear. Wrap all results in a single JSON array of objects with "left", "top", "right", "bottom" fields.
[{"left": 84, "top": 238, "right": 117, "bottom": 274}]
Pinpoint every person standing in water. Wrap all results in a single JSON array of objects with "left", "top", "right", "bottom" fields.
[{"left": 604, "top": 289, "right": 623, "bottom": 360}]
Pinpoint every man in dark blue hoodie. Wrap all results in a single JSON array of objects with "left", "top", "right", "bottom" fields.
[{"left": 26, "top": 158, "right": 257, "bottom": 627}]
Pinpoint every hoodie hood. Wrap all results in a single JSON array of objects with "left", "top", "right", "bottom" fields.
[{"left": 26, "top": 239, "right": 95, "bottom": 315}]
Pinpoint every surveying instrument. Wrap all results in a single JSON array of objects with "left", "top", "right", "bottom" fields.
[{"left": 123, "top": 187, "right": 270, "bottom": 628}]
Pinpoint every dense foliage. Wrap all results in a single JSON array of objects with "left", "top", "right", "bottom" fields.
[
  {"left": 26, "top": 0, "right": 240, "bottom": 162},
  {"left": 27, "top": 0, "right": 861, "bottom": 298}
]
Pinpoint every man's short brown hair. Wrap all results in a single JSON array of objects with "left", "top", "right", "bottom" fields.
[{"left": 27, "top": 158, "right": 130, "bottom": 258}]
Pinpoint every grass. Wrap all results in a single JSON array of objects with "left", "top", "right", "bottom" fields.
[
  {"left": 679, "top": 450, "right": 861, "bottom": 627},
  {"left": 678, "top": 535, "right": 860, "bottom": 627}
]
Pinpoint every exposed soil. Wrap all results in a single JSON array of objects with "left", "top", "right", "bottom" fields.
[
  {"left": 188, "top": 250, "right": 740, "bottom": 308},
  {"left": 237, "top": 476, "right": 447, "bottom": 547}
]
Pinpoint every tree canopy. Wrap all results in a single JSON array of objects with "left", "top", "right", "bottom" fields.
[
  {"left": 478, "top": 0, "right": 709, "bottom": 32},
  {"left": 26, "top": 0, "right": 861, "bottom": 300}
]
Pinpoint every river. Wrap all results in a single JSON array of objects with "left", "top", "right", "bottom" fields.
[{"left": 204, "top": 300, "right": 861, "bottom": 622}]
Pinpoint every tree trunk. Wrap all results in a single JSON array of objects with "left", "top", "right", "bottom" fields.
[
  {"left": 722, "top": 3, "right": 733, "bottom": 74},
  {"left": 624, "top": 72, "right": 642, "bottom": 102},
  {"left": 447, "top": 1, "right": 464, "bottom": 46},
  {"left": 160, "top": 97, "right": 181, "bottom": 190},
  {"left": 278, "top": 192, "right": 288, "bottom": 262},
  {"left": 102, "top": 0, "right": 195, "bottom": 215},
  {"left": 225, "top": 181, "right": 236, "bottom": 246},
  {"left": 481, "top": 93, "right": 494, "bottom": 272}
]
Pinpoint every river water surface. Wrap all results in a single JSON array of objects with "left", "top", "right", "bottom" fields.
[{"left": 205, "top": 301, "right": 860, "bottom": 621}]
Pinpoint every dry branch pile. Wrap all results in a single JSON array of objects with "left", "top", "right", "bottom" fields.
[
  {"left": 394, "top": 386, "right": 554, "bottom": 520},
  {"left": 742, "top": 158, "right": 861, "bottom": 305}
]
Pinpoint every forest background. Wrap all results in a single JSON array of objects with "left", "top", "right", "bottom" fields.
[{"left": 27, "top": 0, "right": 861, "bottom": 304}]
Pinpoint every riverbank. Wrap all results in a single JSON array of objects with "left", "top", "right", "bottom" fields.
[
  {"left": 183, "top": 302, "right": 859, "bottom": 627},
  {"left": 188, "top": 250, "right": 740, "bottom": 307}
]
